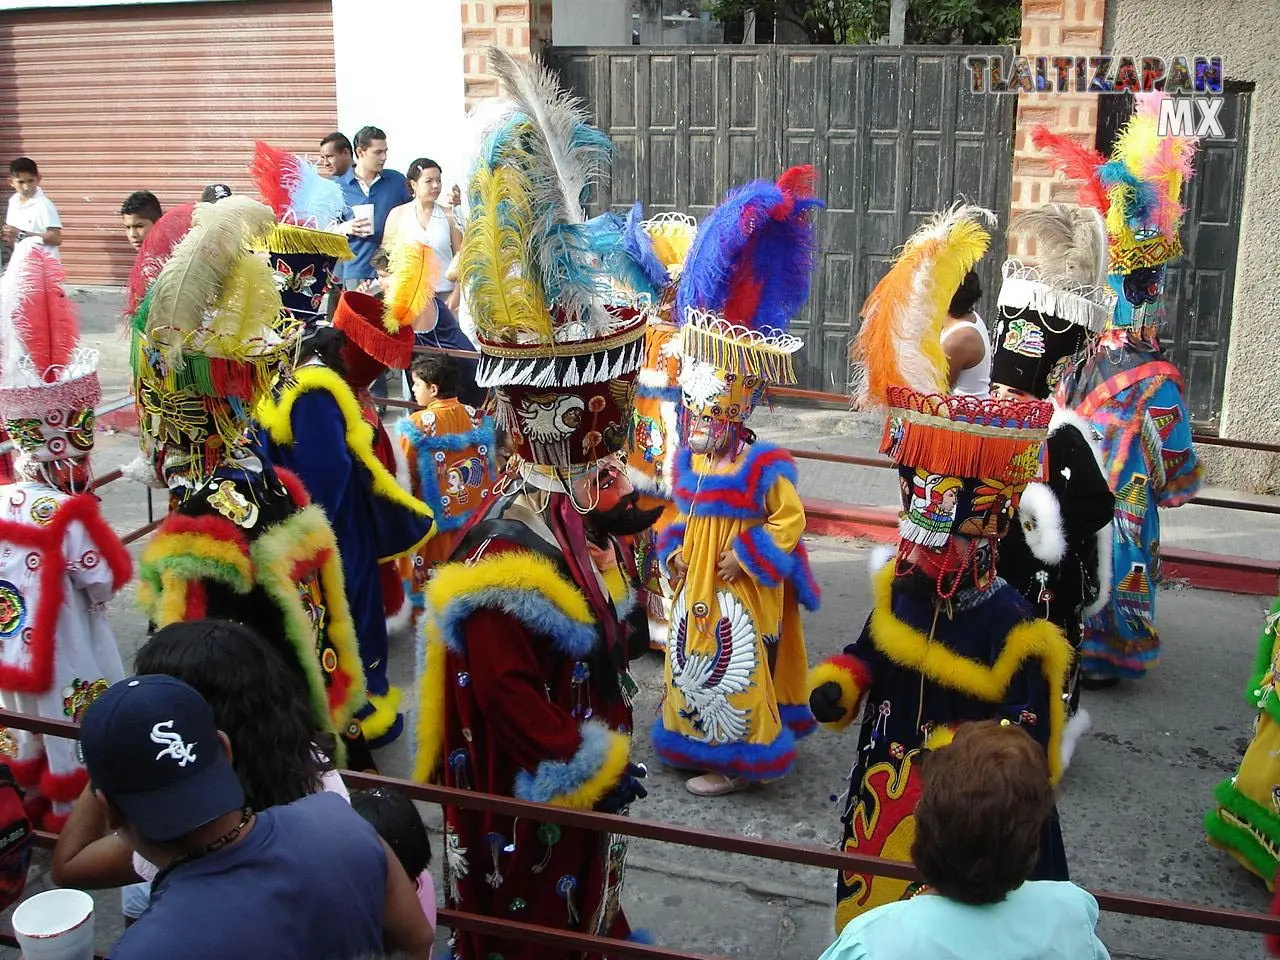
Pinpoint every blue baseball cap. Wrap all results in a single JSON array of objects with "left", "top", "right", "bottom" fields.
[{"left": 79, "top": 675, "right": 245, "bottom": 843}]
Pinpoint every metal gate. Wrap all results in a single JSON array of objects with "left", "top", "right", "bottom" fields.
[
  {"left": 547, "top": 45, "right": 1016, "bottom": 394},
  {"left": 1096, "top": 85, "right": 1252, "bottom": 432}
]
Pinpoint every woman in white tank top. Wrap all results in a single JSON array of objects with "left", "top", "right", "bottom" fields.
[
  {"left": 941, "top": 269, "right": 992, "bottom": 397},
  {"left": 383, "top": 158, "right": 462, "bottom": 306}
]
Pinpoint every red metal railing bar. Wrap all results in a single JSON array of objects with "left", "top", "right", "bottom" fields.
[
  {"left": 10, "top": 712, "right": 1280, "bottom": 936},
  {"left": 438, "top": 908, "right": 724, "bottom": 960}
]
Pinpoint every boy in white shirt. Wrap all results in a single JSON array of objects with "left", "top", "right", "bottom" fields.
[{"left": 5, "top": 157, "right": 62, "bottom": 259}]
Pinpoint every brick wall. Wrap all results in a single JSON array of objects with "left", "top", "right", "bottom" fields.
[
  {"left": 460, "top": 1, "right": 554, "bottom": 107},
  {"left": 1010, "top": 0, "right": 1107, "bottom": 257}
]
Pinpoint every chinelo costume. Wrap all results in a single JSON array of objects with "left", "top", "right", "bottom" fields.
[
  {"left": 249, "top": 141, "right": 353, "bottom": 328},
  {"left": 1206, "top": 599, "right": 1280, "bottom": 897},
  {"left": 650, "top": 166, "right": 823, "bottom": 795},
  {"left": 807, "top": 205, "right": 1073, "bottom": 932},
  {"left": 1033, "top": 92, "right": 1201, "bottom": 684},
  {"left": 413, "top": 50, "right": 654, "bottom": 959},
  {"left": 0, "top": 241, "right": 130, "bottom": 830},
  {"left": 991, "top": 204, "right": 1118, "bottom": 763},
  {"left": 129, "top": 197, "right": 367, "bottom": 764},
  {"left": 255, "top": 289, "right": 433, "bottom": 750},
  {"left": 618, "top": 207, "right": 697, "bottom": 650}
]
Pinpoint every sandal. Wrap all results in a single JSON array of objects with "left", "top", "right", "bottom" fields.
[{"left": 685, "top": 772, "right": 754, "bottom": 797}]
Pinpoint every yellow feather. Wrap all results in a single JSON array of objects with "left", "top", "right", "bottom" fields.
[
  {"left": 146, "top": 197, "right": 278, "bottom": 367},
  {"left": 207, "top": 253, "right": 283, "bottom": 345},
  {"left": 382, "top": 240, "right": 438, "bottom": 333},
  {"left": 459, "top": 163, "right": 551, "bottom": 343}
]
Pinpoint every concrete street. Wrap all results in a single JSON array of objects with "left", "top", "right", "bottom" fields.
[{"left": 2, "top": 289, "right": 1276, "bottom": 958}]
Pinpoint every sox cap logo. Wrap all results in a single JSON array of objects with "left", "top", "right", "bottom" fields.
[{"left": 150, "top": 720, "right": 197, "bottom": 767}]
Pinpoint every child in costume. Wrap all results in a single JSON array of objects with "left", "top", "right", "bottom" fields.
[
  {"left": 808, "top": 205, "right": 1073, "bottom": 933},
  {"left": 1033, "top": 92, "right": 1201, "bottom": 685},
  {"left": 0, "top": 241, "right": 131, "bottom": 830},
  {"left": 256, "top": 291, "right": 433, "bottom": 749},
  {"left": 652, "top": 166, "right": 823, "bottom": 797},
  {"left": 619, "top": 208, "right": 697, "bottom": 650},
  {"left": 396, "top": 352, "right": 497, "bottom": 619},
  {"left": 129, "top": 197, "right": 369, "bottom": 767},
  {"left": 413, "top": 51, "right": 659, "bottom": 960},
  {"left": 991, "top": 204, "right": 1118, "bottom": 762}
]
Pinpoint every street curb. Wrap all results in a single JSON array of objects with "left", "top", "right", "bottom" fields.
[{"left": 801, "top": 499, "right": 1280, "bottom": 598}]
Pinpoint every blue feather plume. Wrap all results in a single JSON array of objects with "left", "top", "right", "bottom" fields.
[
  {"left": 676, "top": 167, "right": 822, "bottom": 334},
  {"left": 623, "top": 202, "right": 669, "bottom": 291},
  {"left": 289, "top": 160, "right": 346, "bottom": 227}
]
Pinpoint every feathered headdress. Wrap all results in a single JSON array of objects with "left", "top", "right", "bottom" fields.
[
  {"left": 854, "top": 204, "right": 994, "bottom": 406},
  {"left": 0, "top": 240, "right": 101, "bottom": 462},
  {"left": 676, "top": 165, "right": 823, "bottom": 389},
  {"left": 461, "top": 49, "right": 647, "bottom": 487},
  {"left": 125, "top": 202, "right": 195, "bottom": 318},
  {"left": 996, "top": 204, "right": 1115, "bottom": 335},
  {"left": 1032, "top": 92, "right": 1198, "bottom": 275},
  {"left": 131, "top": 198, "right": 294, "bottom": 486},
  {"left": 248, "top": 142, "right": 352, "bottom": 322},
  {"left": 853, "top": 204, "right": 1051, "bottom": 482}
]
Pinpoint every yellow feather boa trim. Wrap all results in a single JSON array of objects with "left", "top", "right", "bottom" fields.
[
  {"left": 867, "top": 563, "right": 1070, "bottom": 784},
  {"left": 256, "top": 365, "right": 434, "bottom": 562},
  {"left": 412, "top": 549, "right": 600, "bottom": 783},
  {"left": 361, "top": 687, "right": 404, "bottom": 741},
  {"left": 806, "top": 659, "right": 867, "bottom": 733},
  {"left": 545, "top": 726, "right": 631, "bottom": 809}
]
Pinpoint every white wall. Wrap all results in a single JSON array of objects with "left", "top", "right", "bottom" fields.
[
  {"left": 331, "top": 0, "right": 467, "bottom": 190},
  {"left": 552, "top": 0, "right": 631, "bottom": 45}
]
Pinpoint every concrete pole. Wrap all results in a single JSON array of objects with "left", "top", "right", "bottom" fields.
[
  {"left": 639, "top": 0, "right": 663, "bottom": 43},
  {"left": 889, "top": 0, "right": 907, "bottom": 44}
]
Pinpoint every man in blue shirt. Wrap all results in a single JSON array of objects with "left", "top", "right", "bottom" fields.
[
  {"left": 78, "top": 674, "right": 433, "bottom": 960},
  {"left": 338, "top": 125, "right": 411, "bottom": 292}
]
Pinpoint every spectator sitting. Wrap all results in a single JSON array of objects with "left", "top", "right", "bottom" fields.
[
  {"left": 200, "top": 183, "right": 232, "bottom": 203},
  {"left": 76, "top": 674, "right": 433, "bottom": 960},
  {"left": 119, "top": 190, "right": 162, "bottom": 250},
  {"left": 818, "top": 721, "right": 1110, "bottom": 960},
  {"left": 350, "top": 788, "right": 436, "bottom": 930},
  {"left": 52, "top": 619, "right": 350, "bottom": 923},
  {"left": 4, "top": 157, "right": 62, "bottom": 258}
]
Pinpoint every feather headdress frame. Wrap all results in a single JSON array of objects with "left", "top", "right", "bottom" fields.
[{"left": 852, "top": 203, "right": 995, "bottom": 406}]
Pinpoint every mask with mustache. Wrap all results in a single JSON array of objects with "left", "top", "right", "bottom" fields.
[{"left": 585, "top": 491, "right": 665, "bottom": 544}]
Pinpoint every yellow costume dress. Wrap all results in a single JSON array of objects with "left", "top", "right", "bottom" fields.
[{"left": 654, "top": 443, "right": 819, "bottom": 778}]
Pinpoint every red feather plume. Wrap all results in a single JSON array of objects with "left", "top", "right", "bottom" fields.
[
  {"left": 249, "top": 140, "right": 299, "bottom": 219},
  {"left": 125, "top": 202, "right": 196, "bottom": 317},
  {"left": 1030, "top": 126, "right": 1110, "bottom": 215},
  {"left": 12, "top": 246, "right": 79, "bottom": 379}
]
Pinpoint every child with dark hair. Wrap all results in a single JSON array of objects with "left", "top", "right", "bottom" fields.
[
  {"left": 5, "top": 157, "right": 62, "bottom": 258},
  {"left": 395, "top": 353, "right": 497, "bottom": 621},
  {"left": 350, "top": 787, "right": 436, "bottom": 930},
  {"left": 119, "top": 191, "right": 163, "bottom": 250}
]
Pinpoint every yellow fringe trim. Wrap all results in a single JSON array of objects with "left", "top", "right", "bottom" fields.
[
  {"left": 807, "top": 660, "right": 866, "bottom": 733},
  {"left": 360, "top": 686, "right": 404, "bottom": 741},
  {"left": 867, "top": 563, "right": 1070, "bottom": 784},
  {"left": 413, "top": 627, "right": 448, "bottom": 783},
  {"left": 548, "top": 728, "right": 632, "bottom": 810},
  {"left": 250, "top": 223, "right": 354, "bottom": 260},
  {"left": 256, "top": 365, "right": 435, "bottom": 562},
  {"left": 250, "top": 504, "right": 367, "bottom": 734}
]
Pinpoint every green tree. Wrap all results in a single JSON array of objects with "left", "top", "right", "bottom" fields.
[{"left": 709, "top": 0, "right": 1021, "bottom": 45}]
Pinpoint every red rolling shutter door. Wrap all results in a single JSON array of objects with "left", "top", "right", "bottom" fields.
[{"left": 0, "top": 0, "right": 337, "bottom": 284}]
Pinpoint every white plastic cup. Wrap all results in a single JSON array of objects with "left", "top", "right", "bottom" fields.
[
  {"left": 12, "top": 888, "right": 95, "bottom": 960},
  {"left": 351, "top": 203, "right": 375, "bottom": 237}
]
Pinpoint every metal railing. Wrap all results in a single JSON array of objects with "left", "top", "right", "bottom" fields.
[{"left": 5, "top": 707, "right": 1280, "bottom": 960}]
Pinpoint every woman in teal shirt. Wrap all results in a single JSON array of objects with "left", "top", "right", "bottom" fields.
[{"left": 819, "top": 722, "right": 1109, "bottom": 960}]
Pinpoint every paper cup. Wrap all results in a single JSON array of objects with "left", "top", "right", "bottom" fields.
[
  {"left": 351, "top": 203, "right": 375, "bottom": 235},
  {"left": 12, "top": 888, "right": 95, "bottom": 960}
]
